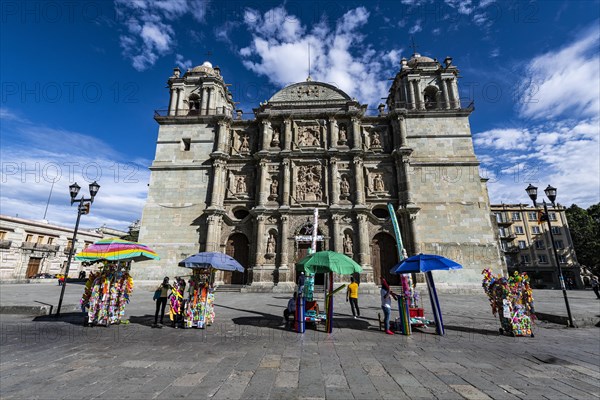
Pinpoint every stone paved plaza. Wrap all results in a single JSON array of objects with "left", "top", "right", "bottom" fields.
[{"left": 1, "top": 283, "right": 599, "bottom": 399}]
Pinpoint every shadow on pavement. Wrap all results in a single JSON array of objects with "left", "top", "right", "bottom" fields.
[
  {"left": 444, "top": 324, "right": 501, "bottom": 336},
  {"left": 129, "top": 314, "right": 159, "bottom": 328},
  {"left": 33, "top": 312, "right": 87, "bottom": 326}
]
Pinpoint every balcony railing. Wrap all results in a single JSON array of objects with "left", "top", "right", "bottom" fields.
[
  {"left": 154, "top": 107, "right": 235, "bottom": 119},
  {"left": 0, "top": 240, "right": 12, "bottom": 249},
  {"left": 21, "top": 242, "right": 36, "bottom": 250},
  {"left": 35, "top": 243, "right": 60, "bottom": 252},
  {"left": 388, "top": 99, "right": 474, "bottom": 112},
  {"left": 503, "top": 246, "right": 520, "bottom": 254}
]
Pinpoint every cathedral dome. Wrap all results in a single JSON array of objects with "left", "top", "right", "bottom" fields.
[
  {"left": 190, "top": 61, "right": 215, "bottom": 74},
  {"left": 268, "top": 81, "right": 351, "bottom": 103},
  {"left": 407, "top": 53, "right": 435, "bottom": 67}
]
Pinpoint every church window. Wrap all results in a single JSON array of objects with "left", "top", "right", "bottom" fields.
[
  {"left": 372, "top": 206, "right": 388, "bottom": 219},
  {"left": 233, "top": 208, "right": 249, "bottom": 220}
]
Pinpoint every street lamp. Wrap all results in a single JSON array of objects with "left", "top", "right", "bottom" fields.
[
  {"left": 525, "top": 183, "right": 574, "bottom": 327},
  {"left": 56, "top": 181, "right": 100, "bottom": 316}
]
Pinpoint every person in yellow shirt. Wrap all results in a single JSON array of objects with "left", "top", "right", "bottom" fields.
[{"left": 346, "top": 276, "right": 360, "bottom": 318}]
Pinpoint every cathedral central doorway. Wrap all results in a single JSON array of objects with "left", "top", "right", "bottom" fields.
[
  {"left": 295, "top": 242, "right": 324, "bottom": 286},
  {"left": 224, "top": 233, "right": 249, "bottom": 285},
  {"left": 371, "top": 233, "right": 400, "bottom": 285}
]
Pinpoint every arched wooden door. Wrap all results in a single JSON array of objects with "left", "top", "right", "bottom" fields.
[
  {"left": 371, "top": 233, "right": 400, "bottom": 285},
  {"left": 224, "top": 233, "right": 249, "bottom": 285}
]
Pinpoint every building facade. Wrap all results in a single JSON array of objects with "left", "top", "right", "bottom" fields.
[
  {"left": 491, "top": 204, "right": 583, "bottom": 289},
  {"left": 0, "top": 215, "right": 108, "bottom": 281},
  {"left": 137, "top": 55, "right": 504, "bottom": 290}
]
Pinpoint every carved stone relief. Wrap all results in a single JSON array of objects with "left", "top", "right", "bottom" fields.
[
  {"left": 296, "top": 165, "right": 322, "bottom": 201},
  {"left": 233, "top": 131, "right": 251, "bottom": 154},
  {"left": 269, "top": 176, "right": 279, "bottom": 201},
  {"left": 343, "top": 232, "right": 353, "bottom": 255},
  {"left": 338, "top": 123, "right": 348, "bottom": 145},
  {"left": 339, "top": 175, "right": 351, "bottom": 200},
  {"left": 271, "top": 126, "right": 281, "bottom": 147},
  {"left": 227, "top": 170, "right": 254, "bottom": 199},
  {"left": 297, "top": 125, "right": 321, "bottom": 147}
]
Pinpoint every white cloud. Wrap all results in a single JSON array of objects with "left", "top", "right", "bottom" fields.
[
  {"left": 238, "top": 6, "right": 397, "bottom": 107},
  {"left": 518, "top": 26, "right": 600, "bottom": 120},
  {"left": 409, "top": 19, "right": 422, "bottom": 34},
  {"left": 175, "top": 54, "right": 192, "bottom": 70},
  {"left": 115, "top": 0, "right": 210, "bottom": 71},
  {"left": 0, "top": 109, "right": 149, "bottom": 230},
  {"left": 474, "top": 128, "right": 532, "bottom": 150}
]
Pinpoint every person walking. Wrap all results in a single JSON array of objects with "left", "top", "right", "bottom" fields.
[
  {"left": 153, "top": 277, "right": 171, "bottom": 327},
  {"left": 346, "top": 276, "right": 360, "bottom": 318},
  {"left": 591, "top": 276, "right": 600, "bottom": 299},
  {"left": 380, "top": 277, "right": 394, "bottom": 335}
]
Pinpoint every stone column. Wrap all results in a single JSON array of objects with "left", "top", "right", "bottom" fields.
[
  {"left": 210, "top": 161, "right": 225, "bottom": 206},
  {"left": 175, "top": 88, "right": 182, "bottom": 116},
  {"left": 330, "top": 158, "right": 339, "bottom": 205},
  {"left": 402, "top": 157, "right": 414, "bottom": 204},
  {"left": 283, "top": 119, "right": 292, "bottom": 151},
  {"left": 451, "top": 79, "right": 460, "bottom": 109},
  {"left": 282, "top": 159, "right": 291, "bottom": 206},
  {"left": 261, "top": 120, "right": 271, "bottom": 151},
  {"left": 398, "top": 115, "right": 407, "bottom": 147},
  {"left": 201, "top": 87, "right": 208, "bottom": 115},
  {"left": 217, "top": 120, "right": 228, "bottom": 153},
  {"left": 357, "top": 214, "right": 371, "bottom": 269},
  {"left": 415, "top": 79, "right": 425, "bottom": 110},
  {"left": 353, "top": 156, "right": 365, "bottom": 204},
  {"left": 206, "top": 88, "right": 213, "bottom": 114},
  {"left": 351, "top": 117, "right": 361, "bottom": 150},
  {"left": 254, "top": 215, "right": 266, "bottom": 267},
  {"left": 329, "top": 118, "right": 338, "bottom": 148},
  {"left": 280, "top": 215, "right": 289, "bottom": 270},
  {"left": 441, "top": 78, "right": 450, "bottom": 110},
  {"left": 258, "top": 160, "right": 268, "bottom": 206},
  {"left": 206, "top": 215, "right": 220, "bottom": 252},
  {"left": 209, "top": 87, "right": 216, "bottom": 114},
  {"left": 168, "top": 89, "right": 176, "bottom": 116},
  {"left": 332, "top": 215, "right": 341, "bottom": 253},
  {"left": 407, "top": 79, "right": 415, "bottom": 109}
]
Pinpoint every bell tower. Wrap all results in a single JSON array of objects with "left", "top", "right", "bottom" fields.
[{"left": 387, "top": 53, "right": 461, "bottom": 111}]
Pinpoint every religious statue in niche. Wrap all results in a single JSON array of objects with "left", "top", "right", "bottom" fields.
[
  {"left": 343, "top": 233, "right": 353, "bottom": 255},
  {"left": 370, "top": 130, "right": 382, "bottom": 148},
  {"left": 238, "top": 134, "right": 250, "bottom": 153},
  {"left": 338, "top": 123, "right": 348, "bottom": 145},
  {"left": 339, "top": 176, "right": 350, "bottom": 200},
  {"left": 266, "top": 233, "right": 276, "bottom": 258},
  {"left": 235, "top": 176, "right": 247, "bottom": 194},
  {"left": 298, "top": 126, "right": 320, "bottom": 147},
  {"left": 297, "top": 165, "right": 322, "bottom": 201},
  {"left": 373, "top": 174, "right": 385, "bottom": 192},
  {"left": 269, "top": 177, "right": 279, "bottom": 201},
  {"left": 271, "top": 126, "right": 280, "bottom": 147}
]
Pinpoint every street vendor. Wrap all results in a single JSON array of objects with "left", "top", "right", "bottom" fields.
[{"left": 284, "top": 292, "right": 297, "bottom": 323}]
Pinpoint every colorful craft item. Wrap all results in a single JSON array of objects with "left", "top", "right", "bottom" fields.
[
  {"left": 75, "top": 238, "right": 159, "bottom": 262},
  {"left": 482, "top": 269, "right": 535, "bottom": 337}
]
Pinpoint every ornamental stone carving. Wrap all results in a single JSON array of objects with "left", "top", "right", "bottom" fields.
[
  {"left": 370, "top": 131, "right": 382, "bottom": 148},
  {"left": 373, "top": 174, "right": 385, "bottom": 192},
  {"left": 343, "top": 233, "right": 353, "bottom": 255},
  {"left": 271, "top": 126, "right": 280, "bottom": 147},
  {"left": 266, "top": 233, "right": 276, "bottom": 258},
  {"left": 340, "top": 176, "right": 351, "bottom": 199},
  {"left": 238, "top": 133, "right": 250, "bottom": 153},
  {"left": 298, "top": 126, "right": 320, "bottom": 147},
  {"left": 235, "top": 176, "right": 247, "bottom": 194},
  {"left": 338, "top": 123, "right": 348, "bottom": 145},
  {"left": 269, "top": 177, "right": 279, "bottom": 201},
  {"left": 297, "top": 165, "right": 322, "bottom": 201}
]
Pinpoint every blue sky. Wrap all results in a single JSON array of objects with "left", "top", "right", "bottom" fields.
[{"left": 1, "top": 0, "right": 599, "bottom": 230}]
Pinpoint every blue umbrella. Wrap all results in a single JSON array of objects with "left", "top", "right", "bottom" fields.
[
  {"left": 390, "top": 253, "right": 463, "bottom": 274},
  {"left": 390, "top": 253, "right": 462, "bottom": 336},
  {"left": 178, "top": 252, "right": 244, "bottom": 272}
]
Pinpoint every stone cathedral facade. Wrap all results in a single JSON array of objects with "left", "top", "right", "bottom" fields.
[{"left": 137, "top": 55, "right": 504, "bottom": 290}]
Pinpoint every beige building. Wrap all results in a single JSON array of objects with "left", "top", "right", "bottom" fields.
[
  {"left": 137, "top": 54, "right": 504, "bottom": 290},
  {"left": 491, "top": 204, "right": 582, "bottom": 289},
  {"left": 0, "top": 215, "right": 127, "bottom": 282}
]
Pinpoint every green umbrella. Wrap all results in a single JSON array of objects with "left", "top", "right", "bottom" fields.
[{"left": 296, "top": 250, "right": 362, "bottom": 275}]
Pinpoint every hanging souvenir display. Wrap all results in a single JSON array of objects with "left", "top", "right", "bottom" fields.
[
  {"left": 80, "top": 262, "right": 134, "bottom": 326},
  {"left": 482, "top": 269, "right": 535, "bottom": 337},
  {"left": 169, "top": 277, "right": 186, "bottom": 327},
  {"left": 183, "top": 270, "right": 215, "bottom": 329}
]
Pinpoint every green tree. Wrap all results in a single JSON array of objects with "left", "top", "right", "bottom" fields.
[{"left": 566, "top": 203, "right": 600, "bottom": 276}]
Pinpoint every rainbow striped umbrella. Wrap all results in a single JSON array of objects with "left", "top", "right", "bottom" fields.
[{"left": 75, "top": 237, "right": 160, "bottom": 262}]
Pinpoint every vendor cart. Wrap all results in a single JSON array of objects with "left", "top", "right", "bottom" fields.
[{"left": 482, "top": 269, "right": 535, "bottom": 337}]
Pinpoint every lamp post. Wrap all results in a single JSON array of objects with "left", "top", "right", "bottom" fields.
[
  {"left": 56, "top": 181, "right": 100, "bottom": 316},
  {"left": 525, "top": 184, "right": 574, "bottom": 328}
]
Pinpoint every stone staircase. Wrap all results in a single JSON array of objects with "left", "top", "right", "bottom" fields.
[{"left": 214, "top": 284, "right": 244, "bottom": 293}]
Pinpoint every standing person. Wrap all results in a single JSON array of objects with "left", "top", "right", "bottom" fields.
[
  {"left": 346, "top": 276, "right": 360, "bottom": 318},
  {"left": 153, "top": 277, "right": 171, "bottom": 327},
  {"left": 591, "top": 276, "right": 600, "bottom": 299},
  {"left": 380, "top": 277, "right": 394, "bottom": 335}
]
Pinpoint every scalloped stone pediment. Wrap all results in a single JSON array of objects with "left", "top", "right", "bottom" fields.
[{"left": 268, "top": 82, "right": 351, "bottom": 103}]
